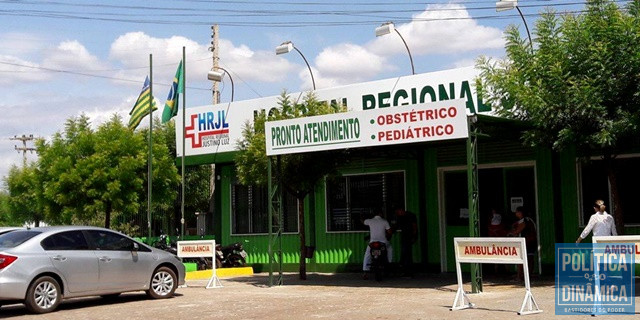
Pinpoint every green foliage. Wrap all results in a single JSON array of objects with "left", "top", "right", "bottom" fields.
[
  {"left": 141, "top": 118, "right": 208, "bottom": 235},
  {"left": 5, "top": 114, "right": 182, "bottom": 233},
  {"left": 478, "top": 0, "right": 640, "bottom": 231},
  {"left": 236, "top": 92, "right": 346, "bottom": 197},
  {"left": 6, "top": 164, "right": 43, "bottom": 226},
  {"left": 477, "top": 0, "right": 640, "bottom": 152},
  {"left": 0, "top": 191, "right": 14, "bottom": 226}
]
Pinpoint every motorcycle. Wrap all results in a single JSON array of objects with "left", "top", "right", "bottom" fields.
[
  {"left": 368, "top": 241, "right": 388, "bottom": 282},
  {"left": 153, "top": 233, "right": 177, "bottom": 255},
  {"left": 215, "top": 242, "right": 248, "bottom": 268}
]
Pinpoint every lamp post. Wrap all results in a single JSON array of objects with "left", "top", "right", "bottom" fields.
[
  {"left": 207, "top": 66, "right": 235, "bottom": 102},
  {"left": 275, "top": 41, "right": 316, "bottom": 90},
  {"left": 496, "top": 0, "right": 533, "bottom": 50},
  {"left": 375, "top": 22, "right": 415, "bottom": 75}
]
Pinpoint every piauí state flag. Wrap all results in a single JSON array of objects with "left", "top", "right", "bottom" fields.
[
  {"left": 162, "top": 60, "right": 184, "bottom": 123},
  {"left": 128, "top": 76, "right": 157, "bottom": 130}
]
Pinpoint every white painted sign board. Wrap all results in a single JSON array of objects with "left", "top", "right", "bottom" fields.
[
  {"left": 175, "top": 66, "right": 490, "bottom": 160},
  {"left": 593, "top": 235, "right": 640, "bottom": 263},
  {"left": 177, "top": 240, "right": 222, "bottom": 289},
  {"left": 265, "top": 100, "right": 468, "bottom": 156},
  {"left": 451, "top": 237, "right": 542, "bottom": 315}
]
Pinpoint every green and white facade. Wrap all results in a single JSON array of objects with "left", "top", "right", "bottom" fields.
[{"left": 176, "top": 67, "right": 640, "bottom": 274}]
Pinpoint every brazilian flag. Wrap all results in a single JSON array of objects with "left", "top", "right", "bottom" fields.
[
  {"left": 162, "top": 60, "right": 184, "bottom": 123},
  {"left": 128, "top": 76, "right": 157, "bottom": 130}
]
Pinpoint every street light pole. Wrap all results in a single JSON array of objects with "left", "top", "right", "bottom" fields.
[
  {"left": 207, "top": 67, "right": 235, "bottom": 102},
  {"left": 276, "top": 41, "right": 316, "bottom": 90},
  {"left": 375, "top": 22, "right": 415, "bottom": 75},
  {"left": 496, "top": 0, "right": 533, "bottom": 50}
]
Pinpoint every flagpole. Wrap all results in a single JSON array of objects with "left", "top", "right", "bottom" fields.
[
  {"left": 148, "top": 53, "right": 153, "bottom": 244},
  {"left": 181, "top": 46, "right": 186, "bottom": 239}
]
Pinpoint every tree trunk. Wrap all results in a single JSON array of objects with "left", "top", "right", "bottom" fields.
[
  {"left": 105, "top": 201, "right": 112, "bottom": 229},
  {"left": 298, "top": 196, "right": 307, "bottom": 280},
  {"left": 604, "top": 154, "right": 624, "bottom": 235}
]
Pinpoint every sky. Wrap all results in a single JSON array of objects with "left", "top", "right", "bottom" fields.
[{"left": 0, "top": 0, "right": 606, "bottom": 187}]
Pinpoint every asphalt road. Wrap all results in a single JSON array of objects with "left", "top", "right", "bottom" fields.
[{"left": 1, "top": 273, "right": 638, "bottom": 319}]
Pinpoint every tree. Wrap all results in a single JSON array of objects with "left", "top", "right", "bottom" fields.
[
  {"left": 0, "top": 191, "right": 13, "bottom": 226},
  {"left": 6, "top": 164, "right": 43, "bottom": 226},
  {"left": 477, "top": 0, "right": 640, "bottom": 233},
  {"left": 36, "top": 114, "right": 180, "bottom": 232},
  {"left": 236, "top": 92, "right": 346, "bottom": 280},
  {"left": 154, "top": 118, "right": 210, "bottom": 235}
]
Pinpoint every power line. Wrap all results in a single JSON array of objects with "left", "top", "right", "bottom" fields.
[
  {"left": 0, "top": 1, "right": 612, "bottom": 15},
  {"left": 0, "top": 0, "right": 631, "bottom": 28},
  {"left": 0, "top": 60, "right": 212, "bottom": 91},
  {"left": 0, "top": 9, "right": 597, "bottom": 27}
]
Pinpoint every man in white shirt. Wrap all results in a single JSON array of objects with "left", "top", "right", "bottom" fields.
[
  {"left": 576, "top": 199, "right": 617, "bottom": 243},
  {"left": 362, "top": 212, "right": 393, "bottom": 273}
]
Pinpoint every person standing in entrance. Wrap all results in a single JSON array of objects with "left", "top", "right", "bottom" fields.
[
  {"left": 576, "top": 199, "right": 617, "bottom": 243},
  {"left": 362, "top": 211, "right": 393, "bottom": 278},
  {"left": 508, "top": 206, "right": 537, "bottom": 280},
  {"left": 394, "top": 207, "right": 418, "bottom": 276}
]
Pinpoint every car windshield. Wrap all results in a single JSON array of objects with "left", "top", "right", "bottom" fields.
[{"left": 0, "top": 230, "right": 41, "bottom": 248}]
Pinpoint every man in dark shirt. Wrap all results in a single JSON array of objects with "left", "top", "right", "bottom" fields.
[{"left": 394, "top": 207, "right": 418, "bottom": 276}]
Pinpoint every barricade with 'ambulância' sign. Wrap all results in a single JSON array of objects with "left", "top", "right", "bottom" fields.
[
  {"left": 177, "top": 240, "right": 222, "bottom": 289},
  {"left": 450, "top": 237, "right": 542, "bottom": 315},
  {"left": 593, "top": 235, "right": 640, "bottom": 262}
]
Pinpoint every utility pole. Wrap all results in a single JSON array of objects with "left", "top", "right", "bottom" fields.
[
  {"left": 211, "top": 24, "right": 220, "bottom": 105},
  {"left": 10, "top": 134, "right": 36, "bottom": 167},
  {"left": 208, "top": 24, "right": 220, "bottom": 235}
]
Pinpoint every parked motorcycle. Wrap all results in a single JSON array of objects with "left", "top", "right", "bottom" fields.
[
  {"left": 368, "top": 241, "right": 388, "bottom": 282},
  {"left": 153, "top": 233, "right": 177, "bottom": 255},
  {"left": 215, "top": 242, "right": 248, "bottom": 268}
]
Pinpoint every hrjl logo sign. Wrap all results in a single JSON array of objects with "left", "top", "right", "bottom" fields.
[{"left": 555, "top": 243, "right": 635, "bottom": 315}]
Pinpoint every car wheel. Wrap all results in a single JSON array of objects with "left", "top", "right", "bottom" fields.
[
  {"left": 25, "top": 276, "right": 61, "bottom": 314},
  {"left": 146, "top": 267, "right": 177, "bottom": 299},
  {"left": 100, "top": 293, "right": 121, "bottom": 300}
]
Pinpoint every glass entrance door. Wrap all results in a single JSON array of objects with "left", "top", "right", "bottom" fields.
[{"left": 441, "top": 165, "right": 537, "bottom": 272}]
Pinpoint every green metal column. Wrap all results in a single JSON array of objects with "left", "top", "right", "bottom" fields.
[
  {"left": 268, "top": 155, "right": 284, "bottom": 286},
  {"left": 466, "top": 116, "right": 482, "bottom": 293}
]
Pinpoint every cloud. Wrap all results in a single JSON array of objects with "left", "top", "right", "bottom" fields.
[
  {"left": 0, "top": 55, "right": 50, "bottom": 85},
  {"left": 109, "top": 32, "right": 294, "bottom": 88},
  {"left": 314, "top": 43, "right": 387, "bottom": 84},
  {"left": 300, "top": 4, "right": 503, "bottom": 89},
  {"left": 0, "top": 32, "right": 44, "bottom": 56},
  {"left": 368, "top": 4, "right": 504, "bottom": 56},
  {"left": 450, "top": 58, "right": 477, "bottom": 69},
  {"left": 42, "top": 40, "right": 107, "bottom": 71},
  {"left": 218, "top": 39, "right": 295, "bottom": 83},
  {"left": 297, "top": 43, "right": 391, "bottom": 89}
]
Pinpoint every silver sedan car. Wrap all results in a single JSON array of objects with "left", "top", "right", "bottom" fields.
[
  {"left": 0, "top": 227, "right": 21, "bottom": 235},
  {"left": 0, "top": 226, "right": 185, "bottom": 314}
]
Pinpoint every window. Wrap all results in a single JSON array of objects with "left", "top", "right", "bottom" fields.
[
  {"left": 86, "top": 230, "right": 135, "bottom": 251},
  {"left": 0, "top": 231, "right": 41, "bottom": 248},
  {"left": 231, "top": 183, "right": 298, "bottom": 234},
  {"left": 41, "top": 231, "right": 89, "bottom": 250},
  {"left": 579, "top": 156, "right": 640, "bottom": 225},
  {"left": 326, "top": 172, "right": 405, "bottom": 232}
]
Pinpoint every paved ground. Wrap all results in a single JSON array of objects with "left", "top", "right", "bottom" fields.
[{"left": 1, "top": 273, "right": 639, "bottom": 319}]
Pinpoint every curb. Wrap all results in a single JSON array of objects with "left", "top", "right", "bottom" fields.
[{"left": 185, "top": 267, "right": 254, "bottom": 280}]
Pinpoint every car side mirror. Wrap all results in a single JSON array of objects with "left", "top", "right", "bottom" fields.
[{"left": 132, "top": 242, "right": 139, "bottom": 251}]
